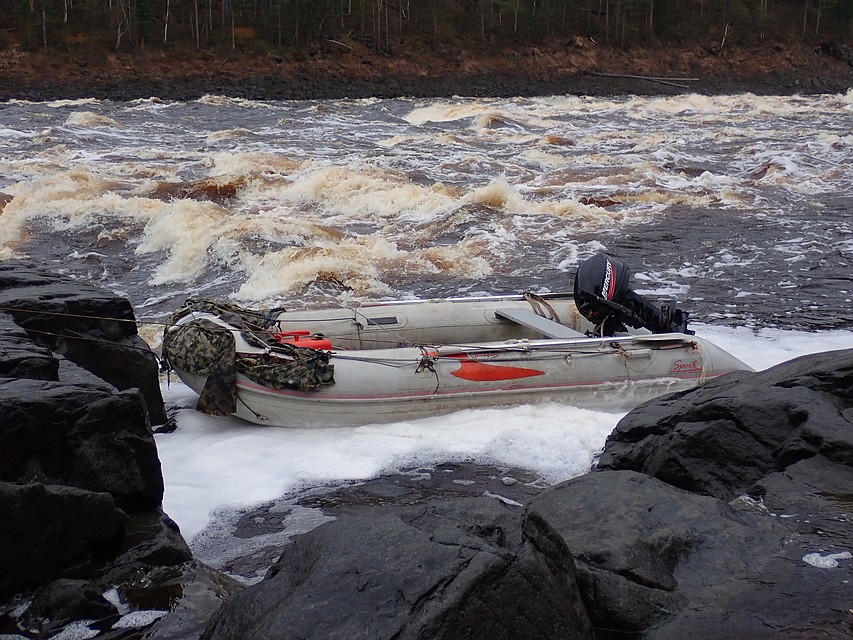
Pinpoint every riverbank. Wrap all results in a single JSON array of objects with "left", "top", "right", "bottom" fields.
[{"left": 2, "top": 38, "right": 852, "bottom": 101}]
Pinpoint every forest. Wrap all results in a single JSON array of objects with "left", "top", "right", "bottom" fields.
[{"left": 3, "top": 0, "right": 852, "bottom": 57}]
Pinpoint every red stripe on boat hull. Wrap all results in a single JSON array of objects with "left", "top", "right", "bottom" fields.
[{"left": 450, "top": 360, "right": 546, "bottom": 381}]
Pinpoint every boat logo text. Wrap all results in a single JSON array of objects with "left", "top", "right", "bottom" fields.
[{"left": 671, "top": 359, "right": 702, "bottom": 374}]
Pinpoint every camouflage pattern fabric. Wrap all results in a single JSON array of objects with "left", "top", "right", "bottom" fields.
[
  {"left": 162, "top": 318, "right": 238, "bottom": 416},
  {"left": 162, "top": 300, "right": 335, "bottom": 418},
  {"left": 166, "top": 298, "right": 280, "bottom": 342},
  {"left": 237, "top": 351, "right": 335, "bottom": 391}
]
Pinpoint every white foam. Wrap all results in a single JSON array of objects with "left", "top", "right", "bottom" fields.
[
  {"left": 691, "top": 325, "right": 853, "bottom": 371},
  {"left": 111, "top": 610, "right": 168, "bottom": 628},
  {"left": 802, "top": 551, "right": 852, "bottom": 569},
  {"left": 157, "top": 384, "right": 624, "bottom": 540},
  {"left": 102, "top": 587, "right": 130, "bottom": 615},
  {"left": 64, "top": 111, "right": 121, "bottom": 129},
  {"left": 44, "top": 621, "right": 98, "bottom": 640}
]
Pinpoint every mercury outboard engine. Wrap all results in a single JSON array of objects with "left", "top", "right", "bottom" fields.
[{"left": 573, "top": 253, "right": 692, "bottom": 336}]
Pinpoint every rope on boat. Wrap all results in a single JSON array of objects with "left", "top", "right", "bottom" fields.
[
  {"left": 0, "top": 303, "right": 161, "bottom": 326},
  {"left": 416, "top": 346, "right": 441, "bottom": 394},
  {"left": 0, "top": 302, "right": 692, "bottom": 374},
  {"left": 523, "top": 291, "right": 562, "bottom": 324},
  {"left": 237, "top": 395, "right": 268, "bottom": 422},
  {"left": 349, "top": 306, "right": 416, "bottom": 349},
  {"left": 1, "top": 325, "right": 167, "bottom": 357}
]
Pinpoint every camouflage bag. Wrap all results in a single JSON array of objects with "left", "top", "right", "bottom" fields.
[
  {"left": 163, "top": 300, "right": 335, "bottom": 418},
  {"left": 237, "top": 351, "right": 335, "bottom": 391},
  {"left": 162, "top": 318, "right": 238, "bottom": 416}
]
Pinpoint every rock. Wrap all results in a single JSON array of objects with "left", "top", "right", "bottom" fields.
[
  {"left": 0, "top": 372, "right": 238, "bottom": 638},
  {"left": 0, "top": 313, "right": 57, "bottom": 380},
  {"left": 0, "top": 482, "right": 127, "bottom": 599},
  {"left": 102, "top": 509, "right": 193, "bottom": 583},
  {"left": 137, "top": 562, "right": 246, "bottom": 640},
  {"left": 547, "top": 349, "right": 853, "bottom": 638},
  {"left": 528, "top": 468, "right": 853, "bottom": 639},
  {"left": 596, "top": 348, "right": 853, "bottom": 499},
  {"left": 0, "top": 264, "right": 241, "bottom": 638},
  {"left": 201, "top": 497, "right": 594, "bottom": 640},
  {"left": 20, "top": 579, "right": 118, "bottom": 637},
  {"left": 197, "top": 463, "right": 549, "bottom": 583},
  {"left": 0, "top": 260, "right": 166, "bottom": 425},
  {"left": 0, "top": 378, "right": 163, "bottom": 512}
]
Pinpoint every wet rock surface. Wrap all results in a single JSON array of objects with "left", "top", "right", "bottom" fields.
[
  {"left": 597, "top": 347, "right": 853, "bottom": 496},
  {"left": 583, "top": 348, "right": 853, "bottom": 638},
  {"left": 202, "top": 494, "right": 594, "bottom": 640},
  {"left": 0, "top": 261, "right": 166, "bottom": 425},
  {"left": 199, "top": 349, "right": 853, "bottom": 640},
  {"left": 194, "top": 464, "right": 550, "bottom": 584},
  {"left": 0, "top": 263, "right": 240, "bottom": 639}
]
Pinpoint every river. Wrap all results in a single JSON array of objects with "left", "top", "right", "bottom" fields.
[
  {"left": 2, "top": 92, "right": 851, "bottom": 335},
  {"left": 1, "top": 91, "right": 851, "bottom": 575}
]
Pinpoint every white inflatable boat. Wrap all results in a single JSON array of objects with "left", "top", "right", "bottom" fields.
[{"left": 163, "top": 287, "right": 751, "bottom": 428}]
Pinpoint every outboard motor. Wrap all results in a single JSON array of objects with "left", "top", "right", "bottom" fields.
[{"left": 573, "top": 253, "right": 692, "bottom": 336}]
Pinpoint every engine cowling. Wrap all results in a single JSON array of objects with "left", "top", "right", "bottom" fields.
[{"left": 573, "top": 253, "right": 692, "bottom": 336}]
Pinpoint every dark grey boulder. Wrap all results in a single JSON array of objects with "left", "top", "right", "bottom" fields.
[
  {"left": 527, "top": 469, "right": 853, "bottom": 639},
  {"left": 20, "top": 578, "right": 119, "bottom": 637},
  {"left": 0, "top": 313, "right": 57, "bottom": 380},
  {"left": 0, "top": 378, "right": 163, "bottom": 511},
  {"left": 0, "top": 482, "right": 127, "bottom": 599},
  {"left": 0, "top": 266, "right": 241, "bottom": 638},
  {"left": 547, "top": 348, "right": 853, "bottom": 638},
  {"left": 201, "top": 497, "right": 594, "bottom": 640},
  {"left": 596, "top": 348, "right": 853, "bottom": 499},
  {"left": 0, "top": 260, "right": 165, "bottom": 424},
  {"left": 137, "top": 561, "right": 246, "bottom": 640}
]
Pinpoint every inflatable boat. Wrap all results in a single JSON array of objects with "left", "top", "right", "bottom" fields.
[{"left": 162, "top": 255, "right": 751, "bottom": 427}]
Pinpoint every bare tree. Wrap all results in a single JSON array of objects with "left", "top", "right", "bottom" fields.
[{"left": 164, "top": 0, "right": 171, "bottom": 42}]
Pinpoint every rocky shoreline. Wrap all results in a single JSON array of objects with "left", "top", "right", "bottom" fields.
[
  {"left": 2, "top": 40, "right": 853, "bottom": 101},
  {"left": 1, "top": 265, "right": 851, "bottom": 639},
  {"left": 0, "top": 262, "right": 240, "bottom": 639}
]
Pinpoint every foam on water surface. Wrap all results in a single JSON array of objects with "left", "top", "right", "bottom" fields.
[
  {"left": 802, "top": 551, "right": 853, "bottom": 569},
  {"left": 1, "top": 93, "right": 850, "bottom": 318}
]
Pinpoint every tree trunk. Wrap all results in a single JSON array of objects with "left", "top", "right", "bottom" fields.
[
  {"left": 164, "top": 0, "right": 170, "bottom": 42},
  {"left": 431, "top": 0, "right": 437, "bottom": 49},
  {"left": 815, "top": 0, "right": 822, "bottom": 36},
  {"left": 648, "top": 0, "right": 654, "bottom": 38},
  {"left": 194, "top": 0, "right": 200, "bottom": 48},
  {"left": 373, "top": 0, "right": 380, "bottom": 53}
]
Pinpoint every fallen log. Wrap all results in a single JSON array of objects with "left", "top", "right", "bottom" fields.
[{"left": 591, "top": 71, "right": 699, "bottom": 89}]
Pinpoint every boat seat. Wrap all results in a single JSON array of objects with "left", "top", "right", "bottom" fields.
[{"left": 495, "top": 308, "right": 586, "bottom": 339}]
